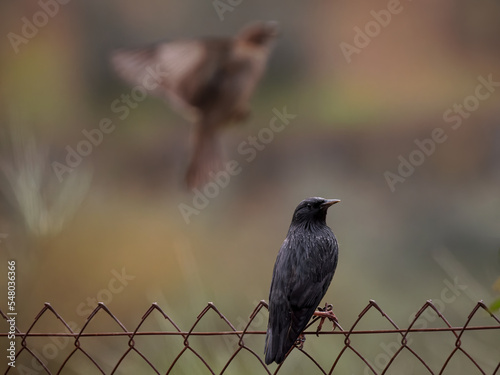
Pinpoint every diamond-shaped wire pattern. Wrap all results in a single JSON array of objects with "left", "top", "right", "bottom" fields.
[{"left": 1, "top": 300, "right": 499, "bottom": 374}]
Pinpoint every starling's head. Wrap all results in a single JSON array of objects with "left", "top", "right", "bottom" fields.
[
  {"left": 291, "top": 197, "right": 340, "bottom": 225},
  {"left": 238, "top": 21, "right": 279, "bottom": 47}
]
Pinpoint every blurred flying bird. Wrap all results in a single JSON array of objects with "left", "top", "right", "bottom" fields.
[
  {"left": 110, "top": 21, "right": 278, "bottom": 188},
  {"left": 265, "top": 197, "right": 340, "bottom": 365}
]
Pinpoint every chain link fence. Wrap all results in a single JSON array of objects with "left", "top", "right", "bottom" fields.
[{"left": 1, "top": 299, "right": 499, "bottom": 374}]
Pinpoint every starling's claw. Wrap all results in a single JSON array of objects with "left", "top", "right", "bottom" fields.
[
  {"left": 295, "top": 333, "right": 306, "bottom": 350},
  {"left": 317, "top": 303, "right": 333, "bottom": 313},
  {"left": 314, "top": 303, "right": 340, "bottom": 335}
]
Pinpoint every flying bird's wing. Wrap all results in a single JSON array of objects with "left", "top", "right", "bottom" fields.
[
  {"left": 155, "top": 40, "right": 208, "bottom": 91},
  {"left": 110, "top": 40, "right": 208, "bottom": 117}
]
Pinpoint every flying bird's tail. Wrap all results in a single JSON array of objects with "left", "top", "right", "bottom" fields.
[{"left": 185, "top": 124, "right": 223, "bottom": 189}]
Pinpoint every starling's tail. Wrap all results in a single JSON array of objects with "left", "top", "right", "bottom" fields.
[
  {"left": 265, "top": 328, "right": 299, "bottom": 365},
  {"left": 265, "top": 328, "right": 289, "bottom": 365},
  {"left": 185, "top": 125, "right": 223, "bottom": 190},
  {"left": 265, "top": 305, "right": 317, "bottom": 365},
  {"left": 265, "top": 307, "right": 294, "bottom": 365}
]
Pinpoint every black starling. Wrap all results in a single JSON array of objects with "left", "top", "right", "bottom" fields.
[
  {"left": 265, "top": 197, "right": 340, "bottom": 365},
  {"left": 110, "top": 21, "right": 278, "bottom": 189}
]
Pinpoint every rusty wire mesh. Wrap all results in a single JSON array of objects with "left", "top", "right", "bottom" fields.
[{"left": 1, "top": 299, "right": 499, "bottom": 374}]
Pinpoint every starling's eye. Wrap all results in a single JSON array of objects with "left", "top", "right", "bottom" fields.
[{"left": 306, "top": 203, "right": 312, "bottom": 209}]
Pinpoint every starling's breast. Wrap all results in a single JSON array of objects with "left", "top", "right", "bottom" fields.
[{"left": 289, "top": 226, "right": 337, "bottom": 276}]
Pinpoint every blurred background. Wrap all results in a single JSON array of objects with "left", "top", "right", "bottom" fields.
[{"left": 0, "top": 0, "right": 499, "bottom": 373}]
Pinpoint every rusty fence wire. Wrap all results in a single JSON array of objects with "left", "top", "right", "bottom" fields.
[{"left": 1, "top": 300, "right": 499, "bottom": 374}]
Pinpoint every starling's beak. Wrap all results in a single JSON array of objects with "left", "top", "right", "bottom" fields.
[{"left": 321, "top": 199, "right": 341, "bottom": 209}]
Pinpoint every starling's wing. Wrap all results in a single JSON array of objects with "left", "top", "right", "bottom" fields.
[
  {"left": 265, "top": 238, "right": 294, "bottom": 365},
  {"left": 110, "top": 40, "right": 208, "bottom": 117},
  {"left": 265, "top": 234, "right": 338, "bottom": 365},
  {"left": 287, "top": 235, "right": 338, "bottom": 348}
]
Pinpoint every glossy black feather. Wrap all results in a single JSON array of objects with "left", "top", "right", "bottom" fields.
[{"left": 265, "top": 197, "right": 339, "bottom": 365}]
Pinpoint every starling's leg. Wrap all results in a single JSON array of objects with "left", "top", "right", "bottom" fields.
[
  {"left": 313, "top": 303, "right": 340, "bottom": 335},
  {"left": 295, "top": 333, "right": 306, "bottom": 350}
]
